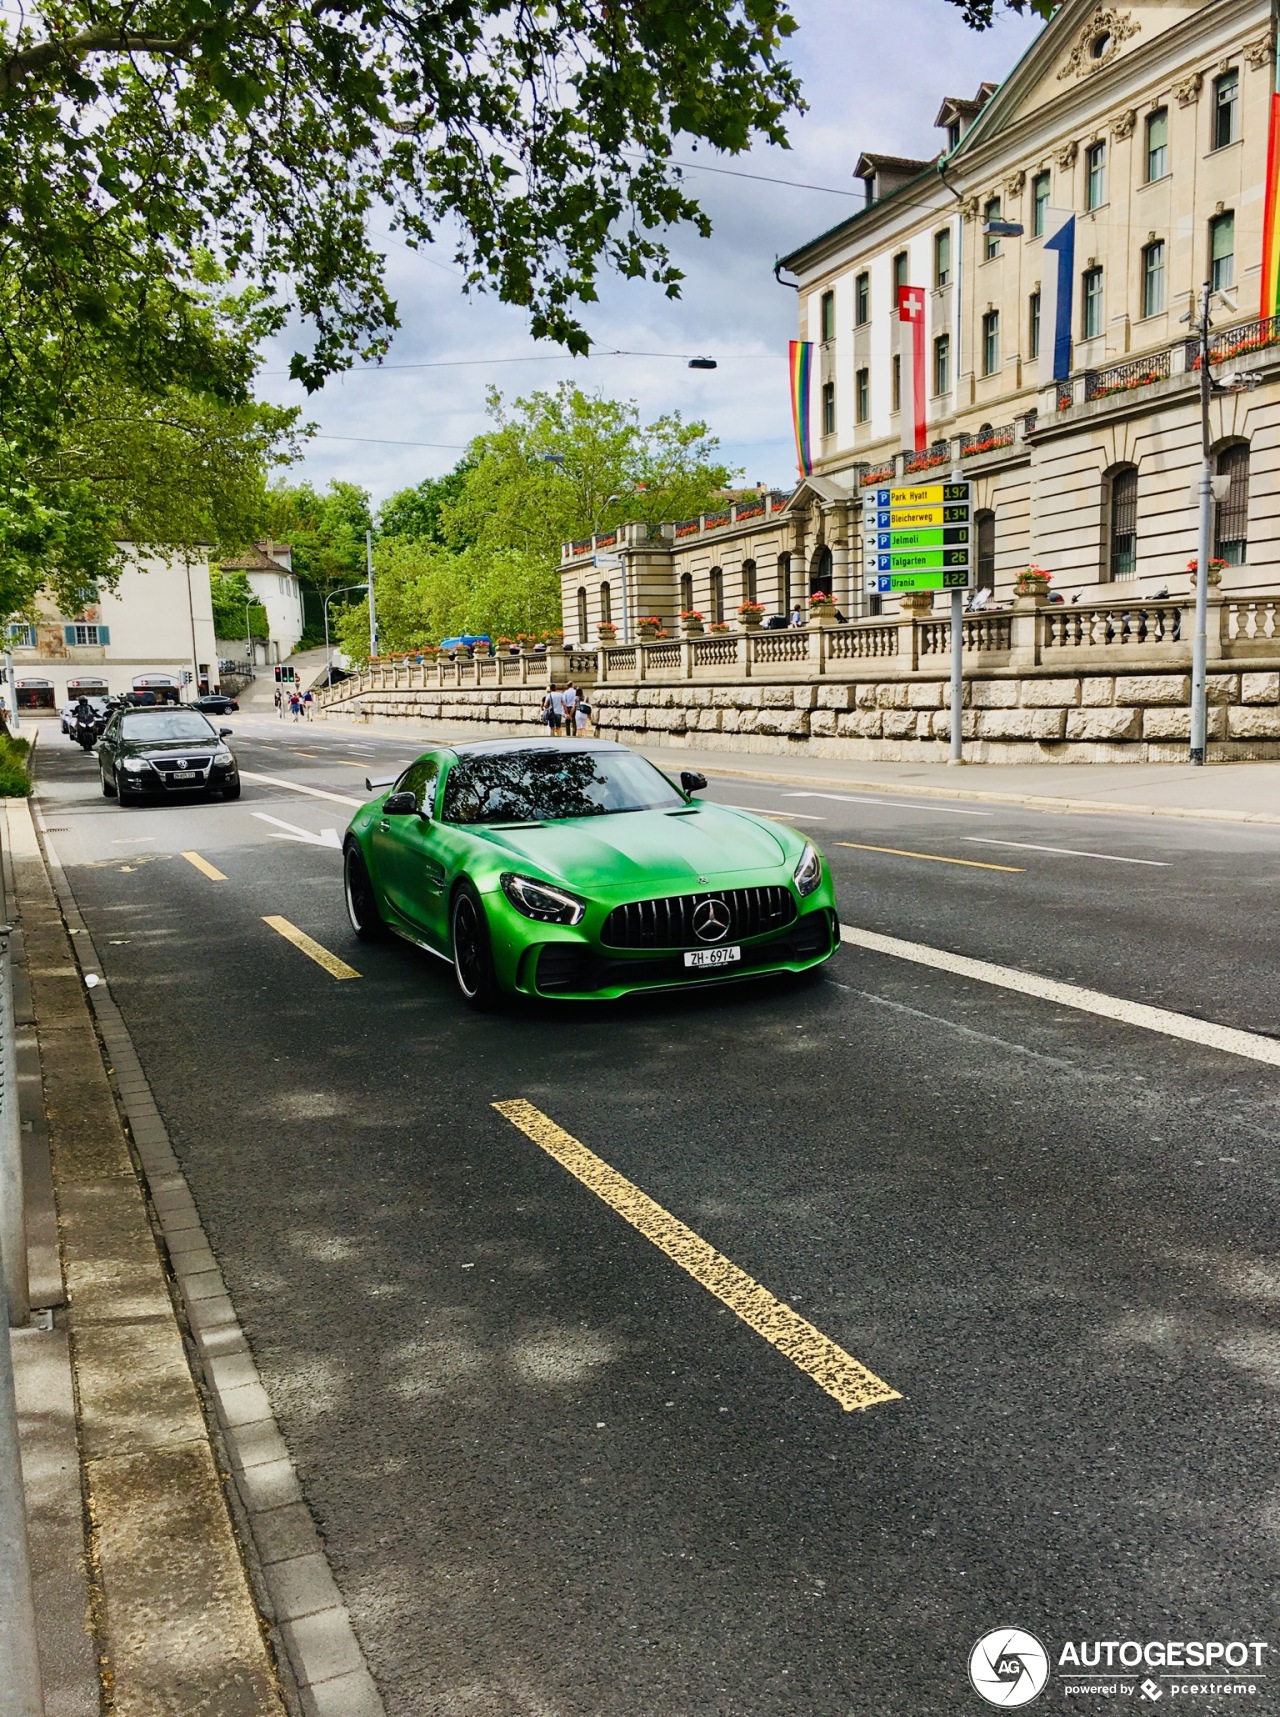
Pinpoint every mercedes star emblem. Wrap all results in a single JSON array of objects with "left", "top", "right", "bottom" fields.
[{"left": 692, "top": 897, "right": 732, "bottom": 944}]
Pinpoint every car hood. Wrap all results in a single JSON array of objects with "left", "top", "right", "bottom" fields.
[
  {"left": 118, "top": 736, "right": 218, "bottom": 756},
  {"left": 471, "top": 804, "right": 793, "bottom": 887}
]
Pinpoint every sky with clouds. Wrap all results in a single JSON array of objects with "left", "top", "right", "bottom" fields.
[{"left": 257, "top": 0, "right": 1045, "bottom": 508}]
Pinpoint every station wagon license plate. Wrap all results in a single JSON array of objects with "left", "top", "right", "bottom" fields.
[
  {"left": 171, "top": 770, "right": 198, "bottom": 780},
  {"left": 684, "top": 946, "right": 741, "bottom": 970}
]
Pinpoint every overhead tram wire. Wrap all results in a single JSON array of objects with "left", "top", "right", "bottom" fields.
[{"left": 261, "top": 348, "right": 762, "bottom": 378}]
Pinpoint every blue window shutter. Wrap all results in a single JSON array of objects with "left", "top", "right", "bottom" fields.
[
  {"left": 97, "top": 625, "right": 109, "bottom": 645},
  {"left": 63, "top": 625, "right": 76, "bottom": 645}
]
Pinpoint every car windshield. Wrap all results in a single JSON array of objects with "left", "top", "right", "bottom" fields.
[
  {"left": 441, "top": 749, "right": 686, "bottom": 824},
  {"left": 120, "top": 712, "right": 216, "bottom": 742}
]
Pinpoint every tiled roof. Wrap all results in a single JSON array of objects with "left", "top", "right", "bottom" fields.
[{"left": 219, "top": 544, "right": 291, "bottom": 573}]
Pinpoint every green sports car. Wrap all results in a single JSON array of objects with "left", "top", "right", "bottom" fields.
[{"left": 342, "top": 739, "right": 839, "bottom": 1007}]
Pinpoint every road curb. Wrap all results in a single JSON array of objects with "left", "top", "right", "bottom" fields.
[{"left": 21, "top": 792, "right": 388, "bottom": 1717}]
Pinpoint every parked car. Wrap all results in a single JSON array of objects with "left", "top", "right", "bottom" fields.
[
  {"left": 190, "top": 693, "right": 239, "bottom": 714},
  {"left": 97, "top": 707, "right": 241, "bottom": 805},
  {"left": 342, "top": 738, "right": 837, "bottom": 1008}
]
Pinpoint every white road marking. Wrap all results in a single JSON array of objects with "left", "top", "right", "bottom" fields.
[
  {"left": 251, "top": 812, "right": 342, "bottom": 849},
  {"left": 839, "top": 923, "right": 1280, "bottom": 1068},
  {"left": 784, "top": 792, "right": 992, "bottom": 817},
  {"left": 964, "top": 837, "right": 1170, "bottom": 867},
  {"left": 240, "top": 770, "right": 362, "bottom": 808}
]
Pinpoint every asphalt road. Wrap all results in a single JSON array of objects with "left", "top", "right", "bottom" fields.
[{"left": 32, "top": 717, "right": 1280, "bottom": 1716}]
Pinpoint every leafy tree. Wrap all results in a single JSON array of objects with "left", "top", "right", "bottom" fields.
[
  {"left": 947, "top": 0, "right": 1053, "bottom": 29},
  {"left": 444, "top": 383, "right": 738, "bottom": 567},
  {"left": 210, "top": 570, "right": 268, "bottom": 643},
  {"left": 0, "top": 1, "right": 805, "bottom": 403},
  {"left": 264, "top": 480, "right": 373, "bottom": 604},
  {"left": 377, "top": 465, "right": 476, "bottom": 547}
]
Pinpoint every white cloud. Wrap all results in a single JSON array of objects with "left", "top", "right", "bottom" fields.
[{"left": 258, "top": 0, "right": 1044, "bottom": 505}]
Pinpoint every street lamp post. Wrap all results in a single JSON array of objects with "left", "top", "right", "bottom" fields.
[{"left": 324, "top": 583, "right": 369, "bottom": 683}]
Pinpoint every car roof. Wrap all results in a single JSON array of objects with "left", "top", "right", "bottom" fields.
[{"left": 439, "top": 738, "right": 627, "bottom": 758}]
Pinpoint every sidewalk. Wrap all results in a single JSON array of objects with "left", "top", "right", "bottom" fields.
[{"left": 307, "top": 708, "right": 1280, "bottom": 826}]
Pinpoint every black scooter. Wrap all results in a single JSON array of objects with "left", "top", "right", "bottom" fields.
[{"left": 71, "top": 709, "right": 102, "bottom": 751}]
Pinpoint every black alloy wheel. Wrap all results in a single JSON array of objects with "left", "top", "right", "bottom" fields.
[
  {"left": 344, "top": 843, "right": 385, "bottom": 942},
  {"left": 451, "top": 881, "right": 499, "bottom": 1010},
  {"left": 100, "top": 768, "right": 116, "bottom": 798}
]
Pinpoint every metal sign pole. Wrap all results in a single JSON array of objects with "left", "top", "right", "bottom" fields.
[{"left": 0, "top": 938, "right": 28, "bottom": 1325}]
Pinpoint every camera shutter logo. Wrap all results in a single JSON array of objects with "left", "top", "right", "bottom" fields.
[{"left": 969, "top": 1630, "right": 1050, "bottom": 1707}]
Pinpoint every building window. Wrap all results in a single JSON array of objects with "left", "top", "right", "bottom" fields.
[
  {"left": 1086, "top": 140, "right": 1106, "bottom": 210},
  {"left": 891, "top": 353, "right": 902, "bottom": 412},
  {"left": 811, "top": 546, "right": 833, "bottom": 599},
  {"left": 975, "top": 510, "right": 996, "bottom": 593},
  {"left": 1032, "top": 171, "right": 1050, "bottom": 237},
  {"left": 1082, "top": 266, "right": 1104, "bottom": 339},
  {"left": 893, "top": 250, "right": 909, "bottom": 293},
  {"left": 679, "top": 571, "right": 693, "bottom": 613},
  {"left": 982, "top": 309, "right": 1000, "bottom": 376},
  {"left": 1106, "top": 465, "right": 1138, "bottom": 579},
  {"left": 856, "top": 367, "right": 870, "bottom": 423},
  {"left": 946, "top": 119, "right": 961, "bottom": 152},
  {"left": 742, "top": 559, "right": 757, "bottom": 604},
  {"left": 709, "top": 567, "right": 724, "bottom": 624},
  {"left": 1145, "top": 107, "right": 1168, "bottom": 181},
  {"left": 1210, "top": 211, "right": 1235, "bottom": 291},
  {"left": 1214, "top": 441, "right": 1249, "bottom": 564},
  {"left": 984, "top": 198, "right": 1002, "bottom": 260},
  {"left": 600, "top": 581, "right": 611, "bottom": 623},
  {"left": 1213, "top": 69, "right": 1239, "bottom": 149},
  {"left": 1141, "top": 241, "right": 1166, "bottom": 317},
  {"left": 820, "top": 289, "right": 836, "bottom": 342},
  {"left": 777, "top": 553, "right": 791, "bottom": 613},
  {"left": 855, "top": 272, "right": 869, "bottom": 325},
  {"left": 934, "top": 228, "right": 952, "bottom": 288},
  {"left": 7, "top": 625, "right": 36, "bottom": 648},
  {"left": 821, "top": 380, "right": 836, "bottom": 436},
  {"left": 1029, "top": 290, "right": 1041, "bottom": 360},
  {"left": 67, "top": 624, "right": 107, "bottom": 646},
  {"left": 933, "top": 333, "right": 951, "bottom": 395},
  {"left": 577, "top": 586, "right": 588, "bottom": 640}
]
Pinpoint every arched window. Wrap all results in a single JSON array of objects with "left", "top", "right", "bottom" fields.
[
  {"left": 742, "top": 559, "right": 757, "bottom": 604},
  {"left": 777, "top": 553, "right": 792, "bottom": 613},
  {"left": 810, "top": 547, "right": 833, "bottom": 599},
  {"left": 600, "top": 581, "right": 612, "bottom": 623},
  {"left": 1104, "top": 464, "right": 1138, "bottom": 580},
  {"left": 975, "top": 510, "right": 996, "bottom": 592},
  {"left": 1214, "top": 440, "right": 1249, "bottom": 564},
  {"left": 577, "top": 586, "right": 588, "bottom": 642},
  {"left": 709, "top": 567, "right": 724, "bottom": 623},
  {"left": 679, "top": 571, "right": 693, "bottom": 613}
]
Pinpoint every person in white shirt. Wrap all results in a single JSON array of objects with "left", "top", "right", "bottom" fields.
[
  {"left": 546, "top": 688, "right": 565, "bottom": 736},
  {"left": 561, "top": 681, "right": 579, "bottom": 738},
  {"left": 789, "top": 604, "right": 804, "bottom": 627}
]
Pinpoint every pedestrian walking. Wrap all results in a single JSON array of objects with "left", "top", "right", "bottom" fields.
[
  {"left": 288, "top": 691, "right": 301, "bottom": 720},
  {"left": 789, "top": 603, "right": 804, "bottom": 627},
  {"left": 561, "top": 681, "right": 579, "bottom": 739},
  {"left": 273, "top": 688, "right": 282, "bottom": 717},
  {"left": 302, "top": 688, "right": 314, "bottom": 719},
  {"left": 575, "top": 695, "right": 592, "bottom": 738}
]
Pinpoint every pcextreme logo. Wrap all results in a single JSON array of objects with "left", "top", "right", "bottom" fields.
[{"left": 969, "top": 1630, "right": 1270, "bottom": 1706}]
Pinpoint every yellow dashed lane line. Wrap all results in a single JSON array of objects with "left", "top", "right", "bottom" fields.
[
  {"left": 181, "top": 851, "right": 227, "bottom": 882},
  {"left": 492, "top": 1098, "right": 900, "bottom": 1414},
  {"left": 838, "top": 841, "right": 1023, "bottom": 873},
  {"left": 262, "top": 915, "right": 360, "bottom": 980}
]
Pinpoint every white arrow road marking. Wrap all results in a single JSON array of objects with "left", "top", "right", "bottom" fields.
[{"left": 251, "top": 812, "right": 342, "bottom": 849}]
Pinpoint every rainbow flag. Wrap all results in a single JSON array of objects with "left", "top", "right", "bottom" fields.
[
  {"left": 1263, "top": 90, "right": 1280, "bottom": 316},
  {"left": 789, "top": 340, "right": 814, "bottom": 476}
]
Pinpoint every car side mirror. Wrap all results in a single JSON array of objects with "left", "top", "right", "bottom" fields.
[
  {"left": 383, "top": 791, "right": 418, "bottom": 815},
  {"left": 219, "top": 727, "right": 233, "bottom": 737},
  {"left": 680, "top": 770, "right": 707, "bottom": 794}
]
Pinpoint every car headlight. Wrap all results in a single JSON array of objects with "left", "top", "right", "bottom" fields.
[
  {"left": 500, "top": 873, "right": 586, "bottom": 926},
  {"left": 213, "top": 748, "right": 234, "bottom": 766},
  {"left": 122, "top": 757, "right": 147, "bottom": 773},
  {"left": 793, "top": 843, "right": 822, "bottom": 897}
]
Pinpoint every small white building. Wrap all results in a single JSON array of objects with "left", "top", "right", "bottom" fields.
[
  {"left": 218, "top": 543, "right": 306, "bottom": 665},
  {"left": 7, "top": 546, "right": 220, "bottom": 713}
]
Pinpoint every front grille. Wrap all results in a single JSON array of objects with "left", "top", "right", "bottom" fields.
[
  {"left": 150, "top": 755, "right": 212, "bottom": 782},
  {"left": 535, "top": 910, "right": 834, "bottom": 996},
  {"left": 601, "top": 886, "right": 796, "bottom": 950}
]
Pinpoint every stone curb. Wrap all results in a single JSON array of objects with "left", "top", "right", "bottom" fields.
[{"left": 21, "top": 793, "right": 387, "bottom": 1717}]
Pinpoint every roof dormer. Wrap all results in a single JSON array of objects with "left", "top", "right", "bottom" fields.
[
  {"left": 934, "top": 81, "right": 999, "bottom": 151},
  {"left": 854, "top": 152, "right": 938, "bottom": 206}
]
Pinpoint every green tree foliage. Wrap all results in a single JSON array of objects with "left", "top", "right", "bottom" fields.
[
  {"left": 446, "top": 383, "right": 738, "bottom": 567},
  {"left": 264, "top": 480, "right": 373, "bottom": 603},
  {"left": 947, "top": 0, "right": 1053, "bottom": 29},
  {"left": 210, "top": 569, "right": 267, "bottom": 642},
  {"left": 377, "top": 465, "right": 476, "bottom": 546},
  {"left": 0, "top": 2, "right": 804, "bottom": 400}
]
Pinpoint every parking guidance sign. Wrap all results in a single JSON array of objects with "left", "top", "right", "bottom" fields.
[{"left": 864, "top": 481, "right": 973, "bottom": 595}]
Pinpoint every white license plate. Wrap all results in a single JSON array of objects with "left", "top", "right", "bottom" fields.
[
  {"left": 683, "top": 946, "right": 741, "bottom": 970},
  {"left": 171, "top": 770, "right": 198, "bottom": 780}
]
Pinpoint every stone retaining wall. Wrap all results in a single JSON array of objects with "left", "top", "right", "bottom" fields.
[{"left": 319, "top": 668, "right": 1280, "bottom": 763}]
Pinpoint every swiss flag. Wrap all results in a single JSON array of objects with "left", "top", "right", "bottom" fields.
[
  {"left": 896, "top": 284, "right": 927, "bottom": 452},
  {"left": 898, "top": 286, "right": 925, "bottom": 322}
]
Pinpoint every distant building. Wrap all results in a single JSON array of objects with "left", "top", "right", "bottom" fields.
[
  {"left": 7, "top": 546, "right": 219, "bottom": 713},
  {"left": 217, "top": 543, "right": 305, "bottom": 664}
]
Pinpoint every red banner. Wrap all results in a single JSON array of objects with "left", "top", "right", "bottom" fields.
[{"left": 897, "top": 285, "right": 927, "bottom": 453}]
